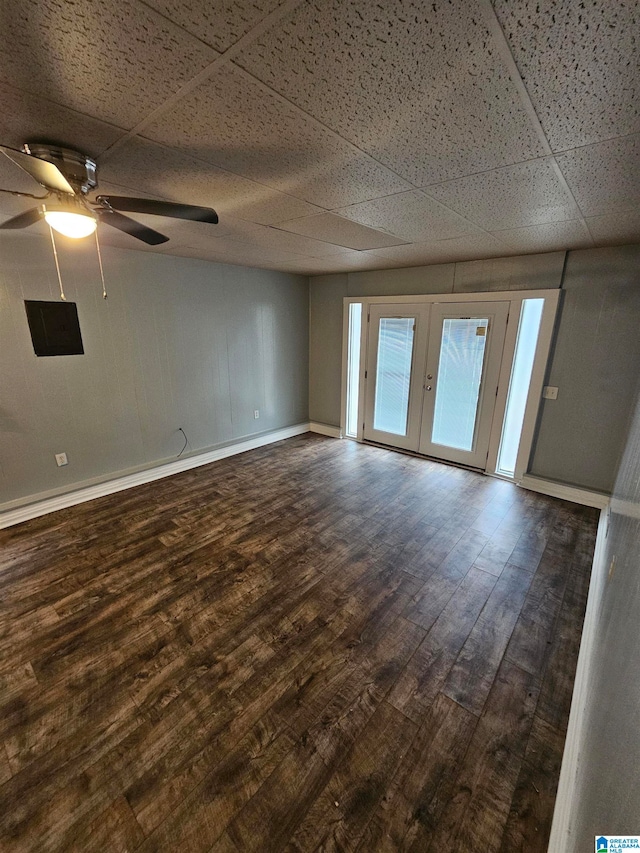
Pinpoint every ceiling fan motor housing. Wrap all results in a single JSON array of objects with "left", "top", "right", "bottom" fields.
[{"left": 23, "top": 143, "right": 97, "bottom": 194}]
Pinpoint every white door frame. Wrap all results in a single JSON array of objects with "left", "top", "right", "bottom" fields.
[
  {"left": 363, "top": 303, "right": 431, "bottom": 450},
  {"left": 419, "top": 301, "right": 509, "bottom": 469},
  {"left": 340, "top": 289, "right": 560, "bottom": 481}
]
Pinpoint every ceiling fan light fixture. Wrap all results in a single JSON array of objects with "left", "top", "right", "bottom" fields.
[
  {"left": 0, "top": 143, "right": 218, "bottom": 246},
  {"left": 42, "top": 202, "right": 97, "bottom": 239}
]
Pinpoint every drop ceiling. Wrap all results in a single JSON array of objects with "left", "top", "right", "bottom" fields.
[{"left": 0, "top": 0, "right": 638, "bottom": 275}]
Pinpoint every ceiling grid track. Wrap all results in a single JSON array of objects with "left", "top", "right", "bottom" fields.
[
  {"left": 225, "top": 63, "right": 518, "bottom": 245},
  {"left": 97, "top": 0, "right": 551, "bottom": 246},
  {"left": 475, "top": 0, "right": 595, "bottom": 245},
  {"left": 99, "top": 0, "right": 308, "bottom": 162},
  {"left": 1, "top": 0, "right": 637, "bottom": 268}
]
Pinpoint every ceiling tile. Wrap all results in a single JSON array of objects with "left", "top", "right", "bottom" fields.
[
  {"left": 555, "top": 134, "right": 640, "bottom": 217},
  {"left": 493, "top": 0, "right": 640, "bottom": 150},
  {"left": 0, "top": 0, "right": 217, "bottom": 130},
  {"left": 234, "top": 0, "right": 545, "bottom": 186},
  {"left": 277, "top": 213, "right": 409, "bottom": 251},
  {"left": 99, "top": 139, "right": 233, "bottom": 204},
  {"left": 142, "top": 64, "right": 411, "bottom": 208},
  {"left": 141, "top": 0, "right": 284, "bottom": 52},
  {"left": 0, "top": 209, "right": 45, "bottom": 231},
  {"left": 0, "top": 145, "right": 69, "bottom": 219},
  {"left": 96, "top": 228, "right": 307, "bottom": 267},
  {"left": 425, "top": 160, "right": 580, "bottom": 231},
  {"left": 335, "top": 190, "right": 480, "bottom": 242},
  {"left": 491, "top": 220, "right": 593, "bottom": 253},
  {"left": 96, "top": 228, "right": 163, "bottom": 254},
  {"left": 91, "top": 199, "right": 263, "bottom": 245},
  {"left": 225, "top": 225, "right": 353, "bottom": 257},
  {"left": 0, "top": 153, "right": 47, "bottom": 217},
  {"left": 227, "top": 190, "right": 324, "bottom": 227},
  {"left": 2, "top": 0, "right": 636, "bottom": 274},
  {"left": 0, "top": 82, "right": 124, "bottom": 157},
  {"left": 87, "top": 179, "right": 264, "bottom": 248},
  {"left": 89, "top": 179, "right": 218, "bottom": 244},
  {"left": 154, "top": 215, "right": 264, "bottom": 244},
  {"left": 99, "top": 137, "right": 323, "bottom": 225},
  {"left": 0, "top": 195, "right": 36, "bottom": 219},
  {"left": 586, "top": 211, "right": 640, "bottom": 247},
  {"left": 365, "top": 233, "right": 512, "bottom": 266},
  {"left": 159, "top": 239, "right": 306, "bottom": 267}
]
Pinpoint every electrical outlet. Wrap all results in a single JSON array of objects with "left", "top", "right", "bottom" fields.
[
  {"left": 254, "top": 410, "right": 260, "bottom": 419},
  {"left": 55, "top": 452, "right": 68, "bottom": 467},
  {"left": 542, "top": 386, "right": 559, "bottom": 400}
]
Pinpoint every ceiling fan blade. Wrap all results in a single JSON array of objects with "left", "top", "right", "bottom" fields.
[
  {"left": 0, "top": 207, "right": 42, "bottom": 229},
  {"left": 96, "top": 196, "right": 218, "bottom": 224},
  {"left": 97, "top": 208, "right": 168, "bottom": 245},
  {"left": 0, "top": 146, "right": 74, "bottom": 195}
]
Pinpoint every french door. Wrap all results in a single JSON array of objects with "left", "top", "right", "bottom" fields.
[
  {"left": 363, "top": 304, "right": 430, "bottom": 450},
  {"left": 363, "top": 301, "right": 509, "bottom": 470},
  {"left": 418, "top": 302, "right": 509, "bottom": 468}
]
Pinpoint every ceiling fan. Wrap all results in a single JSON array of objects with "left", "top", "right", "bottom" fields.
[{"left": 0, "top": 143, "right": 218, "bottom": 244}]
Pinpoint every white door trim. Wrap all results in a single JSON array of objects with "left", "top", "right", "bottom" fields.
[
  {"left": 419, "top": 301, "right": 509, "bottom": 468},
  {"left": 485, "top": 291, "right": 560, "bottom": 478},
  {"left": 341, "top": 289, "right": 561, "bottom": 479},
  {"left": 363, "top": 303, "right": 430, "bottom": 450},
  {"left": 347, "top": 288, "right": 557, "bottom": 305},
  {"left": 513, "top": 291, "right": 561, "bottom": 480}
]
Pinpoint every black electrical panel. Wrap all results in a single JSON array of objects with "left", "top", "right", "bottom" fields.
[{"left": 24, "top": 300, "right": 84, "bottom": 357}]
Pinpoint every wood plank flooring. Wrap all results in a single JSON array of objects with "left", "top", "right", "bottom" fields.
[{"left": 0, "top": 435, "right": 599, "bottom": 852}]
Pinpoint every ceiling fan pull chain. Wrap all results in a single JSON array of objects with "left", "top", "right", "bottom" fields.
[
  {"left": 94, "top": 229, "right": 107, "bottom": 299},
  {"left": 48, "top": 224, "right": 66, "bottom": 301}
]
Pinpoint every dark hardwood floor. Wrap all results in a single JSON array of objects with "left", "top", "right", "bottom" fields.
[{"left": 0, "top": 434, "right": 598, "bottom": 852}]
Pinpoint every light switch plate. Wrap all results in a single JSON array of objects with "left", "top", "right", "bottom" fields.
[{"left": 542, "top": 386, "right": 559, "bottom": 400}]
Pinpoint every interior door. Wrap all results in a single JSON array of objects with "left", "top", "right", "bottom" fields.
[
  {"left": 419, "top": 302, "right": 509, "bottom": 468},
  {"left": 363, "top": 304, "right": 430, "bottom": 450}
]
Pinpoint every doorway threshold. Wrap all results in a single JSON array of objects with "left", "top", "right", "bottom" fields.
[{"left": 362, "top": 439, "right": 486, "bottom": 475}]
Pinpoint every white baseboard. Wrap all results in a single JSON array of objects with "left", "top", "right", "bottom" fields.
[
  {"left": 309, "top": 422, "right": 342, "bottom": 439},
  {"left": 0, "top": 423, "right": 310, "bottom": 530},
  {"left": 548, "top": 506, "right": 610, "bottom": 852},
  {"left": 519, "top": 475, "right": 610, "bottom": 509}
]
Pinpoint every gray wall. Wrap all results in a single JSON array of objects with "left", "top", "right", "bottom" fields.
[
  {"left": 308, "top": 274, "right": 348, "bottom": 427},
  {"left": 0, "top": 234, "right": 308, "bottom": 507},
  {"left": 309, "top": 245, "right": 640, "bottom": 493},
  {"left": 530, "top": 245, "right": 640, "bottom": 492},
  {"left": 568, "top": 383, "right": 640, "bottom": 850}
]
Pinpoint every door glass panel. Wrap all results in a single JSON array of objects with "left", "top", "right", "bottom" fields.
[
  {"left": 497, "top": 299, "right": 544, "bottom": 476},
  {"left": 373, "top": 317, "right": 415, "bottom": 435},
  {"left": 345, "top": 303, "right": 362, "bottom": 438},
  {"left": 432, "top": 318, "right": 489, "bottom": 451}
]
